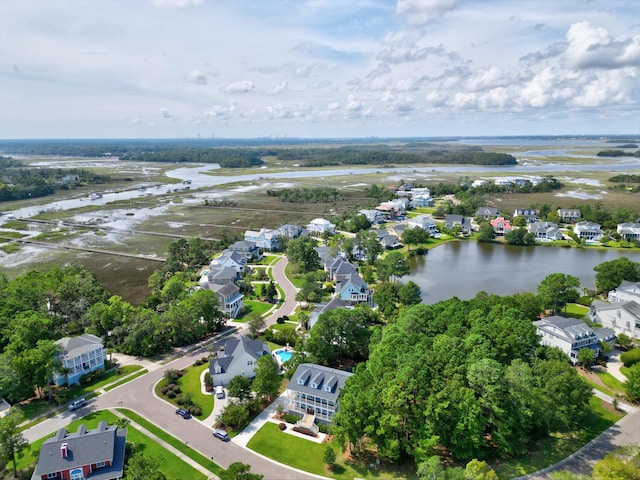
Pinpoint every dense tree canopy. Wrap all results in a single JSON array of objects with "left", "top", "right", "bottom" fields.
[
  {"left": 594, "top": 257, "right": 640, "bottom": 294},
  {"left": 286, "top": 237, "right": 321, "bottom": 273},
  {"left": 333, "top": 294, "right": 591, "bottom": 464},
  {"left": 537, "top": 273, "right": 580, "bottom": 314}
]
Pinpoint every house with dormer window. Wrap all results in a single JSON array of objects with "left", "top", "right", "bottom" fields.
[
  {"left": 209, "top": 336, "right": 271, "bottom": 386},
  {"left": 286, "top": 363, "right": 352, "bottom": 426},
  {"left": 533, "top": 316, "right": 604, "bottom": 363},
  {"left": 32, "top": 421, "right": 127, "bottom": 480},
  {"left": 53, "top": 334, "right": 105, "bottom": 387}
]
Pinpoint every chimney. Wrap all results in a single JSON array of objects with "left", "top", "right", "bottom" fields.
[{"left": 61, "top": 443, "right": 68, "bottom": 458}]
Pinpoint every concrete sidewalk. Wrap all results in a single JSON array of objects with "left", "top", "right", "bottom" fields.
[{"left": 606, "top": 348, "right": 628, "bottom": 383}]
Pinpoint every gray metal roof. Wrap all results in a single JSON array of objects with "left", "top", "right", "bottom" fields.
[
  {"left": 33, "top": 422, "right": 126, "bottom": 478},
  {"left": 55, "top": 334, "right": 103, "bottom": 359},
  {"left": 534, "top": 316, "right": 596, "bottom": 342},
  {"left": 288, "top": 363, "right": 353, "bottom": 403}
]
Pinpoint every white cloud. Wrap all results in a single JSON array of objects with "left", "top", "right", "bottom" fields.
[
  {"left": 396, "top": 0, "right": 458, "bottom": 26},
  {"left": 221, "top": 80, "right": 255, "bottom": 94},
  {"left": 160, "top": 108, "right": 173, "bottom": 118},
  {"left": 267, "top": 81, "right": 288, "bottom": 95},
  {"left": 151, "top": 0, "right": 205, "bottom": 8},
  {"left": 185, "top": 70, "right": 207, "bottom": 84},
  {"left": 565, "top": 21, "right": 640, "bottom": 69}
]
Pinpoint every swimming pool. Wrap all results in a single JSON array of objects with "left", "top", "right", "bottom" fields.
[{"left": 274, "top": 348, "right": 293, "bottom": 364}]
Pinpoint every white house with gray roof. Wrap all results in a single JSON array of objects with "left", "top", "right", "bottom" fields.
[
  {"left": 590, "top": 299, "right": 640, "bottom": 340},
  {"left": 574, "top": 221, "right": 602, "bottom": 241},
  {"left": 608, "top": 281, "right": 640, "bottom": 304},
  {"left": 210, "top": 249, "right": 247, "bottom": 274},
  {"left": 53, "top": 334, "right": 105, "bottom": 387},
  {"left": 209, "top": 336, "right": 271, "bottom": 386},
  {"left": 527, "top": 221, "right": 563, "bottom": 241},
  {"left": 307, "top": 218, "right": 335, "bottom": 235},
  {"left": 617, "top": 222, "right": 640, "bottom": 241},
  {"left": 206, "top": 282, "right": 244, "bottom": 319},
  {"left": 32, "top": 421, "right": 126, "bottom": 480},
  {"left": 533, "top": 316, "right": 601, "bottom": 363},
  {"left": 286, "top": 363, "right": 353, "bottom": 425}
]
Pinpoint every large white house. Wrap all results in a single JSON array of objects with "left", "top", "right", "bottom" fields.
[
  {"left": 617, "top": 222, "right": 640, "bottom": 241},
  {"left": 408, "top": 215, "right": 439, "bottom": 235},
  {"left": 286, "top": 363, "right": 353, "bottom": 426},
  {"left": 608, "top": 281, "right": 640, "bottom": 304},
  {"left": 574, "top": 221, "right": 602, "bottom": 241},
  {"left": 209, "top": 336, "right": 271, "bottom": 386},
  {"left": 590, "top": 300, "right": 640, "bottom": 340},
  {"left": 54, "top": 334, "right": 105, "bottom": 386},
  {"left": 533, "top": 316, "right": 603, "bottom": 363},
  {"left": 306, "top": 218, "right": 335, "bottom": 235}
]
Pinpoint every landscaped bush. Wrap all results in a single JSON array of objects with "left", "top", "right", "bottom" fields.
[
  {"left": 167, "top": 383, "right": 176, "bottom": 391},
  {"left": 190, "top": 406, "right": 202, "bottom": 416},
  {"left": 621, "top": 348, "right": 640, "bottom": 367},
  {"left": 283, "top": 413, "right": 300, "bottom": 424},
  {"left": 176, "top": 395, "right": 186, "bottom": 405},
  {"left": 276, "top": 317, "right": 285, "bottom": 324},
  {"left": 204, "top": 372, "right": 213, "bottom": 392},
  {"left": 167, "top": 390, "right": 176, "bottom": 399},
  {"left": 278, "top": 422, "right": 286, "bottom": 431},
  {"left": 172, "top": 385, "right": 181, "bottom": 394},
  {"left": 193, "top": 357, "right": 209, "bottom": 366},
  {"left": 317, "top": 422, "right": 331, "bottom": 434},
  {"left": 160, "top": 386, "right": 169, "bottom": 395}
]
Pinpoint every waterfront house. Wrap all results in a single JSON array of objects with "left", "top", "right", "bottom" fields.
[
  {"left": 286, "top": 363, "right": 353, "bottom": 427},
  {"left": 32, "top": 421, "right": 127, "bottom": 480},
  {"left": 608, "top": 281, "right": 640, "bottom": 304},
  {"left": 228, "top": 240, "right": 262, "bottom": 261},
  {"left": 210, "top": 249, "right": 247, "bottom": 274},
  {"left": 374, "top": 204, "right": 397, "bottom": 221},
  {"left": 307, "top": 218, "right": 336, "bottom": 235},
  {"left": 475, "top": 206, "right": 500, "bottom": 220},
  {"left": 574, "top": 221, "right": 602, "bottom": 241},
  {"left": 558, "top": 208, "right": 581, "bottom": 223},
  {"left": 379, "top": 234, "right": 402, "bottom": 249},
  {"left": 490, "top": 217, "right": 513, "bottom": 235},
  {"left": 200, "top": 265, "right": 238, "bottom": 286},
  {"left": 527, "top": 221, "right": 564, "bottom": 241},
  {"left": 617, "top": 222, "right": 640, "bottom": 241},
  {"left": 590, "top": 299, "right": 640, "bottom": 340},
  {"left": 53, "top": 334, "right": 105, "bottom": 387},
  {"left": 335, "top": 272, "right": 373, "bottom": 305},
  {"left": 358, "top": 209, "right": 383, "bottom": 224},
  {"left": 408, "top": 215, "right": 439, "bottom": 235},
  {"left": 533, "top": 316, "right": 601, "bottom": 363},
  {"left": 209, "top": 336, "right": 271, "bottom": 386},
  {"left": 244, "top": 228, "right": 279, "bottom": 250},
  {"left": 513, "top": 208, "right": 537, "bottom": 223},
  {"left": 277, "top": 224, "right": 306, "bottom": 239},
  {"left": 206, "top": 282, "right": 244, "bottom": 319},
  {"left": 444, "top": 214, "right": 472, "bottom": 234}
]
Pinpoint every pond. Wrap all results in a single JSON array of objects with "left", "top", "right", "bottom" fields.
[{"left": 405, "top": 241, "right": 640, "bottom": 304}]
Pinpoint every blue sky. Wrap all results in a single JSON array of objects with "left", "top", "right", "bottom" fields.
[{"left": 0, "top": 0, "right": 638, "bottom": 139}]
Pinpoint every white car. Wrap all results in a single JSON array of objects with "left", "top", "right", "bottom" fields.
[{"left": 68, "top": 398, "right": 87, "bottom": 411}]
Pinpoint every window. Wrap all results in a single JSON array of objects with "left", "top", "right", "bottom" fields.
[
  {"left": 70, "top": 468, "right": 84, "bottom": 480},
  {"left": 96, "top": 461, "right": 106, "bottom": 468},
  {"left": 247, "top": 361, "right": 253, "bottom": 366},
  {"left": 47, "top": 473, "right": 58, "bottom": 479}
]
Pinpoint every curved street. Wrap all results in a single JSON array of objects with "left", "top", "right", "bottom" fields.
[{"left": 23, "top": 256, "right": 321, "bottom": 480}]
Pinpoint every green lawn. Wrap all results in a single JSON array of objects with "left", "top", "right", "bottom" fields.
[
  {"left": 243, "top": 299, "right": 275, "bottom": 316},
  {"left": 564, "top": 303, "right": 589, "bottom": 319},
  {"left": 284, "top": 262, "right": 306, "bottom": 288},
  {"left": 103, "top": 368, "right": 148, "bottom": 392},
  {"left": 269, "top": 322, "right": 296, "bottom": 332},
  {"left": 248, "top": 422, "right": 414, "bottom": 479},
  {"left": 12, "top": 409, "right": 207, "bottom": 480},
  {"left": 155, "top": 363, "right": 214, "bottom": 419},
  {"left": 493, "top": 396, "right": 623, "bottom": 479},
  {"left": 595, "top": 370, "right": 626, "bottom": 394},
  {"left": 120, "top": 408, "right": 224, "bottom": 477}
]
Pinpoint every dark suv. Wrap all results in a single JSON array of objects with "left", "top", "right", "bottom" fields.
[{"left": 175, "top": 408, "right": 191, "bottom": 419}]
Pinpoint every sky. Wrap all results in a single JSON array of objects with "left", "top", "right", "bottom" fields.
[{"left": 0, "top": 0, "right": 639, "bottom": 139}]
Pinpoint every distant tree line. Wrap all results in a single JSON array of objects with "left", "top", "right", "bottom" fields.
[
  {"left": 597, "top": 149, "right": 640, "bottom": 158},
  {"left": 266, "top": 187, "right": 340, "bottom": 203},
  {"left": 120, "top": 148, "right": 267, "bottom": 168},
  {"left": 609, "top": 174, "right": 640, "bottom": 183},
  {"left": 276, "top": 147, "right": 517, "bottom": 166},
  {"left": 0, "top": 159, "right": 112, "bottom": 201}
]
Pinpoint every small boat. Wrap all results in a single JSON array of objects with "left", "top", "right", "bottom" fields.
[{"left": 89, "top": 193, "right": 103, "bottom": 200}]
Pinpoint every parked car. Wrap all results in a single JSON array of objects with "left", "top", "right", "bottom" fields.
[
  {"left": 215, "top": 385, "right": 225, "bottom": 399},
  {"left": 175, "top": 408, "right": 191, "bottom": 419},
  {"left": 212, "top": 429, "right": 229, "bottom": 441},
  {"left": 68, "top": 398, "right": 87, "bottom": 411}
]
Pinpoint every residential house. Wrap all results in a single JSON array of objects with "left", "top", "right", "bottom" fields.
[
  {"left": 210, "top": 249, "right": 247, "bottom": 274},
  {"left": 608, "top": 281, "right": 640, "bottom": 304},
  {"left": 411, "top": 193, "right": 434, "bottom": 208},
  {"left": 199, "top": 265, "right": 238, "bottom": 287},
  {"left": 490, "top": 217, "right": 513, "bottom": 235},
  {"left": 444, "top": 214, "right": 472, "bottom": 234},
  {"left": 527, "top": 221, "right": 564, "bottom": 241},
  {"left": 228, "top": 240, "right": 261, "bottom": 261},
  {"left": 286, "top": 363, "right": 353, "bottom": 426},
  {"left": 358, "top": 209, "right": 384, "bottom": 224},
  {"left": 408, "top": 215, "right": 439, "bottom": 235},
  {"left": 307, "top": 298, "right": 351, "bottom": 330},
  {"left": 326, "top": 257, "right": 358, "bottom": 283},
  {"left": 32, "top": 421, "right": 127, "bottom": 480},
  {"left": 590, "top": 300, "right": 640, "bottom": 340},
  {"left": 558, "top": 208, "right": 581, "bottom": 223},
  {"left": 209, "top": 336, "right": 271, "bottom": 386},
  {"left": 382, "top": 198, "right": 410, "bottom": 215},
  {"left": 335, "top": 272, "right": 373, "bottom": 305},
  {"left": 476, "top": 207, "right": 500, "bottom": 220},
  {"left": 389, "top": 223, "right": 408, "bottom": 237},
  {"left": 307, "top": 218, "right": 336, "bottom": 235},
  {"left": 53, "top": 334, "right": 105, "bottom": 387},
  {"left": 533, "top": 316, "right": 601, "bottom": 363},
  {"left": 244, "top": 228, "right": 279, "bottom": 250},
  {"left": 617, "top": 222, "right": 640, "bottom": 241},
  {"left": 513, "top": 208, "right": 537, "bottom": 223},
  {"left": 374, "top": 204, "right": 397, "bottom": 221},
  {"left": 574, "top": 221, "right": 602, "bottom": 241},
  {"left": 206, "top": 283, "right": 244, "bottom": 319},
  {"left": 379, "top": 234, "right": 402, "bottom": 249},
  {"left": 277, "top": 224, "right": 305, "bottom": 239}
]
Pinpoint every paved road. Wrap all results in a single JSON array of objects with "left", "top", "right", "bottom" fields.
[
  {"left": 263, "top": 256, "right": 299, "bottom": 328},
  {"left": 23, "top": 256, "right": 319, "bottom": 480}
]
